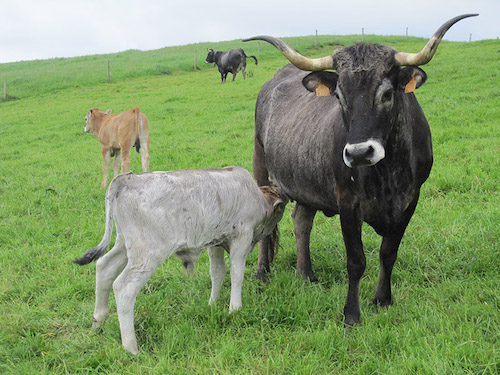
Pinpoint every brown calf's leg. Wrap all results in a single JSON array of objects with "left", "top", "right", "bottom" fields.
[{"left": 101, "top": 147, "right": 111, "bottom": 188}]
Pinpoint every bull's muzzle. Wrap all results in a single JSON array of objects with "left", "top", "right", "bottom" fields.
[{"left": 343, "top": 140, "right": 385, "bottom": 168}]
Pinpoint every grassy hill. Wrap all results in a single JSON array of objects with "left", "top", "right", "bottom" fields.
[{"left": 0, "top": 35, "right": 498, "bottom": 374}]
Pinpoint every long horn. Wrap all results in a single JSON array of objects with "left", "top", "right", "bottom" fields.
[
  {"left": 394, "top": 14, "right": 478, "bottom": 66},
  {"left": 243, "top": 35, "right": 334, "bottom": 71}
]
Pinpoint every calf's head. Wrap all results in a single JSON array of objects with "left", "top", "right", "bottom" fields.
[
  {"left": 244, "top": 14, "right": 477, "bottom": 168},
  {"left": 259, "top": 186, "right": 286, "bottom": 231},
  {"left": 84, "top": 108, "right": 111, "bottom": 135}
]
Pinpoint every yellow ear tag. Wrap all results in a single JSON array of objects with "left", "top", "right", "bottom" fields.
[
  {"left": 316, "top": 83, "right": 330, "bottom": 97},
  {"left": 405, "top": 78, "right": 417, "bottom": 94}
]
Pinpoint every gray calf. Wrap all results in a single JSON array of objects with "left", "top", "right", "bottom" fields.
[{"left": 74, "top": 167, "right": 285, "bottom": 354}]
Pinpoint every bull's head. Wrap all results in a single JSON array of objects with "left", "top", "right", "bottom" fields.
[
  {"left": 205, "top": 48, "right": 216, "bottom": 66},
  {"left": 244, "top": 14, "right": 477, "bottom": 168}
]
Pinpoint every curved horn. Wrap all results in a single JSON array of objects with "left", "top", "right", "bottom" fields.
[
  {"left": 394, "top": 14, "right": 478, "bottom": 66},
  {"left": 243, "top": 35, "right": 334, "bottom": 71}
]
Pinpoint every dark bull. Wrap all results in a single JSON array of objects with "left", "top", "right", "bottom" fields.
[
  {"left": 244, "top": 14, "right": 478, "bottom": 325},
  {"left": 205, "top": 48, "right": 258, "bottom": 83}
]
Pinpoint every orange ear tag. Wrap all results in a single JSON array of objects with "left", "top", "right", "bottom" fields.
[
  {"left": 315, "top": 83, "right": 330, "bottom": 97},
  {"left": 405, "top": 78, "right": 417, "bottom": 94}
]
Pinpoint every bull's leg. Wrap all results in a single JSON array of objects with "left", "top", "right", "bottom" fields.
[
  {"left": 93, "top": 233, "right": 127, "bottom": 329},
  {"left": 228, "top": 232, "right": 253, "bottom": 313},
  {"left": 112, "top": 150, "right": 122, "bottom": 178},
  {"left": 232, "top": 72, "right": 237, "bottom": 82},
  {"left": 242, "top": 65, "right": 247, "bottom": 80},
  {"left": 208, "top": 246, "right": 226, "bottom": 305},
  {"left": 292, "top": 204, "right": 318, "bottom": 282},
  {"left": 120, "top": 147, "right": 131, "bottom": 174},
  {"left": 253, "top": 138, "right": 274, "bottom": 282},
  {"left": 374, "top": 193, "right": 419, "bottom": 308},
  {"left": 101, "top": 147, "right": 111, "bottom": 188},
  {"left": 112, "top": 258, "right": 159, "bottom": 355},
  {"left": 339, "top": 207, "right": 365, "bottom": 326}
]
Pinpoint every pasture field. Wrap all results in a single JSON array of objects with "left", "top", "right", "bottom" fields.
[{"left": 0, "top": 35, "right": 499, "bottom": 374}]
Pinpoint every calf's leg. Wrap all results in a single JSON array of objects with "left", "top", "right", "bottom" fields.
[
  {"left": 93, "top": 234, "right": 127, "bottom": 329},
  {"left": 208, "top": 246, "right": 226, "bottom": 305},
  {"left": 120, "top": 147, "right": 131, "bottom": 174},
  {"left": 101, "top": 147, "right": 111, "bottom": 187},
  {"left": 139, "top": 140, "right": 149, "bottom": 172},
  {"left": 112, "top": 150, "right": 122, "bottom": 178},
  {"left": 112, "top": 256, "right": 160, "bottom": 355},
  {"left": 228, "top": 233, "right": 253, "bottom": 313}
]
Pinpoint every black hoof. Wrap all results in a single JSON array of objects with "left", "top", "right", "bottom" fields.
[
  {"left": 256, "top": 265, "right": 271, "bottom": 283},
  {"left": 344, "top": 315, "right": 361, "bottom": 327}
]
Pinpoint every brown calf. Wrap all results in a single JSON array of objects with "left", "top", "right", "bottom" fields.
[{"left": 85, "top": 107, "right": 149, "bottom": 187}]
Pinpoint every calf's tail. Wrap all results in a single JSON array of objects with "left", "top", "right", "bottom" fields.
[
  {"left": 73, "top": 181, "right": 118, "bottom": 265},
  {"left": 133, "top": 108, "right": 143, "bottom": 154}
]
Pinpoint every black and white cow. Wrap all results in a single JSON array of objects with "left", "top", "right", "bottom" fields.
[
  {"left": 244, "top": 14, "right": 478, "bottom": 325},
  {"left": 205, "top": 48, "right": 258, "bottom": 83},
  {"left": 74, "top": 167, "right": 285, "bottom": 354}
]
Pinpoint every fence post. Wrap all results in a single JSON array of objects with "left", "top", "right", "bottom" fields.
[
  {"left": 406, "top": 27, "right": 408, "bottom": 40},
  {"left": 362, "top": 28, "right": 364, "bottom": 42},
  {"left": 194, "top": 49, "right": 198, "bottom": 70},
  {"left": 107, "top": 61, "right": 110, "bottom": 83},
  {"left": 3, "top": 80, "right": 6, "bottom": 100},
  {"left": 469, "top": 33, "right": 472, "bottom": 42},
  {"left": 315, "top": 29, "right": 318, "bottom": 49},
  {"left": 258, "top": 42, "right": 261, "bottom": 60}
]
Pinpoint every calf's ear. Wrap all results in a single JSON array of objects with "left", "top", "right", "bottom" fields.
[
  {"left": 302, "top": 71, "right": 339, "bottom": 96},
  {"left": 398, "top": 66, "right": 427, "bottom": 93},
  {"left": 273, "top": 199, "right": 285, "bottom": 213}
]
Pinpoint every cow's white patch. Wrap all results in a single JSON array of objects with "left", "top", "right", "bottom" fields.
[{"left": 343, "top": 139, "right": 385, "bottom": 168}]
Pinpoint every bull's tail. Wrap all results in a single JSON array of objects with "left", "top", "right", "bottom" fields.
[
  {"left": 73, "top": 181, "right": 118, "bottom": 265},
  {"left": 247, "top": 55, "right": 258, "bottom": 65}
]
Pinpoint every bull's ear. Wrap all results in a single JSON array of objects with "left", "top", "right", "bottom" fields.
[
  {"left": 398, "top": 66, "right": 427, "bottom": 93},
  {"left": 302, "top": 71, "right": 339, "bottom": 96}
]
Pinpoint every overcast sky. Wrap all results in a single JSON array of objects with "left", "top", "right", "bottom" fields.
[{"left": 0, "top": 0, "right": 497, "bottom": 63}]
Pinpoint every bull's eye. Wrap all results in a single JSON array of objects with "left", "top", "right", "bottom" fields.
[
  {"left": 335, "top": 88, "right": 347, "bottom": 108},
  {"left": 382, "top": 90, "right": 393, "bottom": 103}
]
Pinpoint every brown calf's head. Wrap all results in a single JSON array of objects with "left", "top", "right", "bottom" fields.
[{"left": 84, "top": 108, "right": 111, "bottom": 135}]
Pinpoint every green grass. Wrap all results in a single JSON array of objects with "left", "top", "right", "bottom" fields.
[{"left": 0, "top": 35, "right": 499, "bottom": 374}]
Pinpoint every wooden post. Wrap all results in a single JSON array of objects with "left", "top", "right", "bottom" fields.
[
  {"left": 194, "top": 49, "right": 198, "bottom": 70},
  {"left": 3, "top": 80, "right": 6, "bottom": 100},
  {"left": 362, "top": 28, "right": 364, "bottom": 42},
  {"left": 469, "top": 33, "right": 472, "bottom": 42},
  {"left": 258, "top": 42, "right": 261, "bottom": 60},
  {"left": 315, "top": 29, "right": 318, "bottom": 49},
  {"left": 406, "top": 27, "right": 408, "bottom": 40},
  {"left": 107, "top": 61, "right": 110, "bottom": 83}
]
